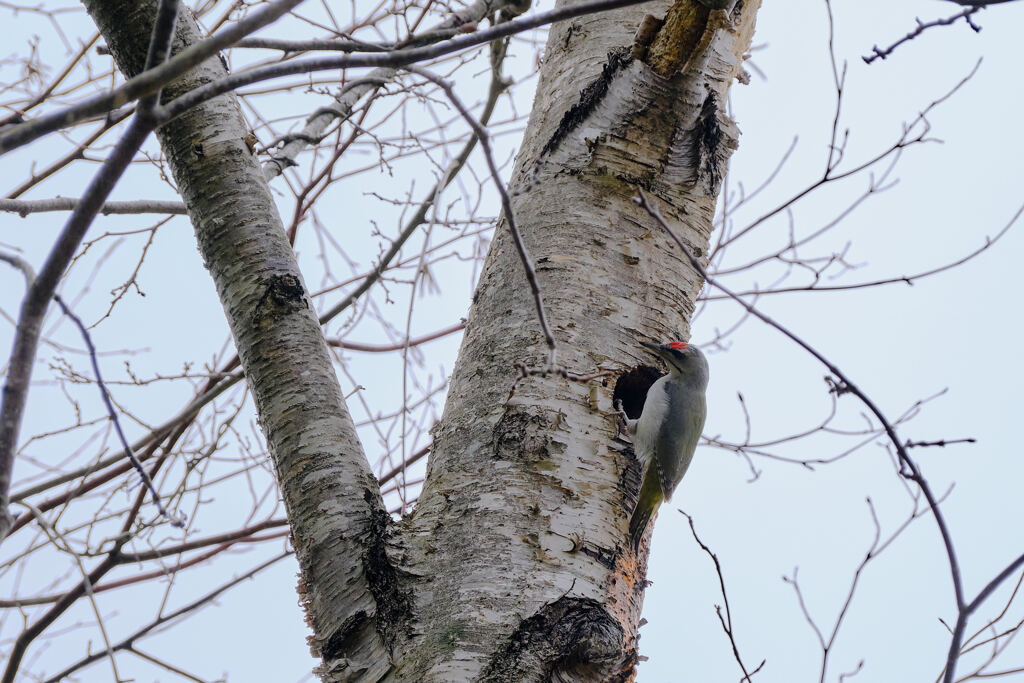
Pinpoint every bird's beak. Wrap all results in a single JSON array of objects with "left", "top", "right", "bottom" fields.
[{"left": 639, "top": 341, "right": 663, "bottom": 354}]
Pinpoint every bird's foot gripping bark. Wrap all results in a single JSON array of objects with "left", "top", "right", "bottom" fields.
[{"left": 614, "top": 399, "right": 634, "bottom": 437}]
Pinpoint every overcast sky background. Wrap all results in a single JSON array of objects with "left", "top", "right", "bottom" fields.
[{"left": 2, "top": 0, "right": 1023, "bottom": 681}]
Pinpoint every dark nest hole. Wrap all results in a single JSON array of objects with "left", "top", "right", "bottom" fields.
[{"left": 612, "top": 365, "right": 663, "bottom": 420}]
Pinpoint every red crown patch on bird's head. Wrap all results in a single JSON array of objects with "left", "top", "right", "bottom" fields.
[{"left": 668, "top": 341, "right": 687, "bottom": 350}]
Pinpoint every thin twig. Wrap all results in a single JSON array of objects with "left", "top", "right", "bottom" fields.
[
  {"left": 681, "top": 510, "right": 763, "bottom": 682},
  {"left": 0, "top": 251, "right": 36, "bottom": 288},
  {"left": 404, "top": 66, "right": 557, "bottom": 368},
  {"left": 18, "top": 501, "right": 121, "bottom": 681},
  {"left": 328, "top": 321, "right": 465, "bottom": 352},
  {"left": 52, "top": 297, "right": 185, "bottom": 527},
  {"left": 906, "top": 438, "right": 976, "bottom": 449},
  {"left": 863, "top": 7, "right": 984, "bottom": 64}
]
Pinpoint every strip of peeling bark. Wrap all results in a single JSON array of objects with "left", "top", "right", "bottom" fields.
[
  {"left": 79, "top": 1, "right": 398, "bottom": 678},
  {"left": 396, "top": 0, "right": 760, "bottom": 680}
]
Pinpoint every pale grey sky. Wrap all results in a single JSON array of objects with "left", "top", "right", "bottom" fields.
[{"left": 1, "top": 1, "right": 1022, "bottom": 681}]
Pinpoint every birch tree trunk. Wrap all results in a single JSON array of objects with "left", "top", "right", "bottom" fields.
[
  {"left": 81, "top": 1, "right": 395, "bottom": 679},
  {"left": 84, "top": 0, "right": 759, "bottom": 680},
  {"left": 393, "top": 2, "right": 759, "bottom": 678}
]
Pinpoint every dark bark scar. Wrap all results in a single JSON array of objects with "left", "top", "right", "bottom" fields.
[
  {"left": 252, "top": 273, "right": 308, "bottom": 326},
  {"left": 540, "top": 47, "right": 632, "bottom": 158},
  {"left": 695, "top": 93, "right": 728, "bottom": 193},
  {"left": 363, "top": 492, "right": 414, "bottom": 653},
  {"left": 478, "top": 597, "right": 627, "bottom": 682},
  {"left": 321, "top": 610, "right": 370, "bottom": 661}
]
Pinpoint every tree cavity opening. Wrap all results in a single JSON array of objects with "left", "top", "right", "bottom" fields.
[{"left": 612, "top": 366, "right": 663, "bottom": 420}]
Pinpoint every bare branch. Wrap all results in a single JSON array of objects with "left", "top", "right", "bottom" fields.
[
  {"left": 0, "top": 197, "right": 187, "bottom": 216},
  {"left": 863, "top": 7, "right": 984, "bottom": 63}
]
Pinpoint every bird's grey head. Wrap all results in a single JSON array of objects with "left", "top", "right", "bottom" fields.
[{"left": 641, "top": 340, "right": 709, "bottom": 390}]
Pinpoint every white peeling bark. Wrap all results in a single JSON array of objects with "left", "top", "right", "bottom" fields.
[
  {"left": 81, "top": 2, "right": 396, "bottom": 679},
  {"left": 395, "top": 0, "right": 760, "bottom": 680}
]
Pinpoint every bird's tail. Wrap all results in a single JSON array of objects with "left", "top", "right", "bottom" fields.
[
  {"left": 628, "top": 505, "right": 654, "bottom": 552},
  {"left": 628, "top": 465, "right": 663, "bottom": 551}
]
